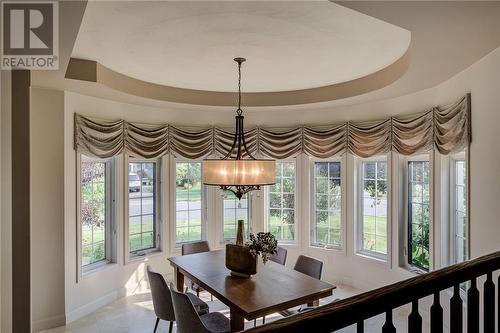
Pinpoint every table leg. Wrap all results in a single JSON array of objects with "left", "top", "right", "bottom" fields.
[
  {"left": 174, "top": 267, "right": 184, "bottom": 292},
  {"left": 230, "top": 308, "right": 245, "bottom": 332}
]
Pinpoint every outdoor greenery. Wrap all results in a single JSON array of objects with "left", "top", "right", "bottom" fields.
[
  {"left": 175, "top": 162, "right": 201, "bottom": 187},
  {"left": 408, "top": 161, "right": 431, "bottom": 270},
  {"left": 361, "top": 161, "right": 388, "bottom": 255},
  {"left": 313, "top": 162, "right": 342, "bottom": 247},
  {"left": 81, "top": 160, "right": 107, "bottom": 266},
  {"left": 269, "top": 162, "right": 295, "bottom": 241}
]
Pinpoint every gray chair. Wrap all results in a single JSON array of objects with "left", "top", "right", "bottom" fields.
[
  {"left": 278, "top": 255, "right": 323, "bottom": 318},
  {"left": 293, "top": 255, "right": 323, "bottom": 279},
  {"left": 147, "top": 265, "right": 209, "bottom": 333},
  {"left": 182, "top": 241, "right": 212, "bottom": 299},
  {"left": 269, "top": 246, "right": 288, "bottom": 265},
  {"left": 169, "top": 283, "right": 231, "bottom": 333},
  {"left": 255, "top": 247, "right": 288, "bottom": 326}
]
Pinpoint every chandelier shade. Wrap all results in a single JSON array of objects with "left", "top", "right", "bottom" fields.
[
  {"left": 203, "top": 159, "right": 276, "bottom": 187},
  {"left": 202, "top": 57, "right": 276, "bottom": 199}
]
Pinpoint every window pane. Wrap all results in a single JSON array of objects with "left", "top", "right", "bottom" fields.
[
  {"left": 129, "top": 161, "right": 157, "bottom": 253},
  {"left": 224, "top": 192, "right": 249, "bottom": 241},
  {"left": 454, "top": 159, "right": 468, "bottom": 263},
  {"left": 313, "top": 161, "right": 342, "bottom": 247},
  {"left": 361, "top": 160, "right": 387, "bottom": 256},
  {"left": 175, "top": 162, "right": 203, "bottom": 244},
  {"left": 408, "top": 160, "right": 430, "bottom": 270},
  {"left": 268, "top": 161, "right": 296, "bottom": 242},
  {"left": 81, "top": 157, "right": 108, "bottom": 266}
]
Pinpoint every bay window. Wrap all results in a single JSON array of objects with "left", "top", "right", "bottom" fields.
[
  {"left": 268, "top": 161, "right": 296, "bottom": 242},
  {"left": 174, "top": 161, "right": 205, "bottom": 245},
  {"left": 222, "top": 192, "right": 250, "bottom": 241},
  {"left": 128, "top": 160, "right": 160, "bottom": 256},
  {"left": 312, "top": 161, "right": 342, "bottom": 248},
  {"left": 407, "top": 160, "right": 430, "bottom": 271},
  {"left": 452, "top": 156, "right": 468, "bottom": 263},
  {"left": 80, "top": 155, "right": 113, "bottom": 268},
  {"left": 359, "top": 159, "right": 388, "bottom": 257}
]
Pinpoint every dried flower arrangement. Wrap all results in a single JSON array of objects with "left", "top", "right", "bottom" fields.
[{"left": 246, "top": 232, "right": 278, "bottom": 264}]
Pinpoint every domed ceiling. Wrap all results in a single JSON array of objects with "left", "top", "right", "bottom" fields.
[{"left": 70, "top": 1, "right": 411, "bottom": 104}]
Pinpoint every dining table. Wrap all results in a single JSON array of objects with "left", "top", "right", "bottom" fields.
[{"left": 168, "top": 249, "right": 336, "bottom": 332}]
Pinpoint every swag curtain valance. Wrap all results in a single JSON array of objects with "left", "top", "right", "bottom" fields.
[{"left": 74, "top": 94, "right": 471, "bottom": 159}]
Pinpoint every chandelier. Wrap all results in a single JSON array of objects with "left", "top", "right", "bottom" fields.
[{"left": 202, "top": 58, "right": 275, "bottom": 199}]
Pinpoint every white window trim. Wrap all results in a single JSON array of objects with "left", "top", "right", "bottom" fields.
[
  {"left": 449, "top": 150, "right": 469, "bottom": 264},
  {"left": 356, "top": 154, "right": 392, "bottom": 263},
  {"left": 264, "top": 159, "right": 298, "bottom": 245},
  {"left": 309, "top": 155, "right": 346, "bottom": 252},
  {"left": 170, "top": 157, "right": 207, "bottom": 250},
  {"left": 77, "top": 153, "right": 116, "bottom": 279},
  {"left": 403, "top": 153, "right": 434, "bottom": 272},
  {"left": 124, "top": 156, "right": 163, "bottom": 262}
]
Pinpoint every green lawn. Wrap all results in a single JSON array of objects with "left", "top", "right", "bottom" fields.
[{"left": 362, "top": 215, "right": 387, "bottom": 254}]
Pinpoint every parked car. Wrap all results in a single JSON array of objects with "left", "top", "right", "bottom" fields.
[
  {"left": 141, "top": 177, "right": 152, "bottom": 186},
  {"left": 129, "top": 173, "right": 141, "bottom": 192}
]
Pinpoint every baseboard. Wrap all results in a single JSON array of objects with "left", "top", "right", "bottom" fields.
[
  {"left": 66, "top": 287, "right": 127, "bottom": 323},
  {"left": 33, "top": 313, "right": 66, "bottom": 333}
]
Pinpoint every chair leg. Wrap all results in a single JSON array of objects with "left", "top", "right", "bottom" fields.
[
  {"left": 263, "top": 316, "right": 266, "bottom": 324},
  {"left": 168, "top": 321, "right": 173, "bottom": 333},
  {"left": 210, "top": 294, "right": 213, "bottom": 302},
  {"left": 153, "top": 317, "right": 160, "bottom": 333},
  {"left": 254, "top": 319, "right": 257, "bottom": 327},
  {"left": 197, "top": 290, "right": 200, "bottom": 297}
]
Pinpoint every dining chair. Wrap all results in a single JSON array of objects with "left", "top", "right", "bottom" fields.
[
  {"left": 293, "top": 255, "right": 323, "bottom": 279},
  {"left": 147, "top": 265, "right": 209, "bottom": 333},
  {"left": 169, "top": 283, "right": 231, "bottom": 333},
  {"left": 181, "top": 241, "right": 212, "bottom": 299},
  {"left": 269, "top": 246, "right": 288, "bottom": 265},
  {"left": 254, "top": 246, "right": 288, "bottom": 326},
  {"left": 278, "top": 255, "right": 324, "bottom": 318}
]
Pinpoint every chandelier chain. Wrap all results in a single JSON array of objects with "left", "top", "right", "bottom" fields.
[{"left": 236, "top": 59, "right": 243, "bottom": 116}]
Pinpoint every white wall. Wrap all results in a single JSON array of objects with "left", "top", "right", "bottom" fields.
[
  {"left": 30, "top": 88, "right": 66, "bottom": 332},
  {"left": 21, "top": 46, "right": 495, "bottom": 329}
]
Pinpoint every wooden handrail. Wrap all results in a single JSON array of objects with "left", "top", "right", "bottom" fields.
[{"left": 243, "top": 250, "right": 500, "bottom": 332}]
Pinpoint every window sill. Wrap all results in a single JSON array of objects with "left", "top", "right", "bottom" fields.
[
  {"left": 127, "top": 249, "right": 164, "bottom": 264},
  {"left": 81, "top": 261, "right": 117, "bottom": 280},
  {"left": 355, "top": 251, "right": 389, "bottom": 266},
  {"left": 402, "top": 265, "right": 428, "bottom": 275},
  {"left": 310, "top": 243, "right": 343, "bottom": 252},
  {"left": 277, "top": 241, "right": 298, "bottom": 247}
]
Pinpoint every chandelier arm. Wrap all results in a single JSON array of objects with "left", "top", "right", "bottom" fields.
[
  {"left": 240, "top": 119, "right": 255, "bottom": 160},
  {"left": 236, "top": 116, "right": 243, "bottom": 159},
  {"left": 223, "top": 116, "right": 239, "bottom": 159}
]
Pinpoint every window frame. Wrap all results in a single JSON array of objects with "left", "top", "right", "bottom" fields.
[
  {"left": 265, "top": 159, "right": 298, "bottom": 245},
  {"left": 77, "top": 153, "right": 115, "bottom": 276},
  {"left": 450, "top": 151, "right": 469, "bottom": 264},
  {"left": 125, "top": 157, "right": 162, "bottom": 260},
  {"left": 310, "top": 156, "right": 346, "bottom": 251},
  {"left": 171, "top": 158, "right": 207, "bottom": 248},
  {"left": 219, "top": 191, "right": 252, "bottom": 244},
  {"left": 356, "top": 155, "right": 391, "bottom": 262},
  {"left": 404, "top": 154, "right": 433, "bottom": 272}
]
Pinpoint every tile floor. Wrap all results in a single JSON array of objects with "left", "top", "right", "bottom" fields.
[{"left": 41, "top": 284, "right": 420, "bottom": 333}]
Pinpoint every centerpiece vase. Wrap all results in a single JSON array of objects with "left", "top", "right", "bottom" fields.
[{"left": 225, "top": 220, "right": 257, "bottom": 278}]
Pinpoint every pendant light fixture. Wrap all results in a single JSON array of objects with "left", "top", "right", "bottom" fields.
[{"left": 202, "top": 58, "right": 275, "bottom": 199}]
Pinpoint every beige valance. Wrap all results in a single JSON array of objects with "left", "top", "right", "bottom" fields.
[{"left": 74, "top": 94, "right": 471, "bottom": 159}]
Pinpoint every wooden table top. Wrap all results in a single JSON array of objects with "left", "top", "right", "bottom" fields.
[{"left": 168, "top": 250, "right": 336, "bottom": 319}]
